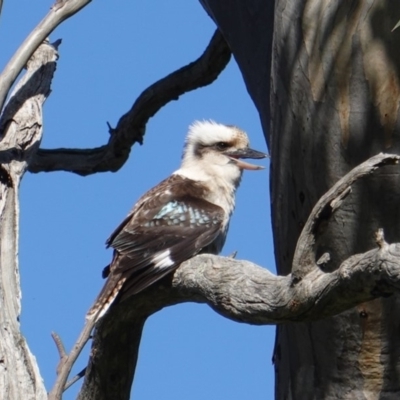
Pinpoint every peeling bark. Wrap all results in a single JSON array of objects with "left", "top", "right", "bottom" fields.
[{"left": 0, "top": 41, "right": 58, "bottom": 399}]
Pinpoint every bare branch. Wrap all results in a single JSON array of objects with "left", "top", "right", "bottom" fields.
[
  {"left": 179, "top": 244, "right": 400, "bottom": 321},
  {"left": 64, "top": 368, "right": 86, "bottom": 392},
  {"left": 78, "top": 239, "right": 400, "bottom": 399},
  {"left": 291, "top": 153, "right": 400, "bottom": 280},
  {"left": 48, "top": 319, "right": 96, "bottom": 400},
  {"left": 78, "top": 314, "right": 147, "bottom": 400},
  {"left": 51, "top": 331, "right": 67, "bottom": 373},
  {"left": 0, "top": 0, "right": 91, "bottom": 113},
  {"left": 0, "top": 41, "right": 59, "bottom": 400},
  {"left": 76, "top": 153, "right": 400, "bottom": 400},
  {"left": 28, "top": 29, "right": 231, "bottom": 175}
]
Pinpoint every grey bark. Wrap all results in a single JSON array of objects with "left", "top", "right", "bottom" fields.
[
  {"left": 202, "top": 1, "right": 400, "bottom": 399},
  {"left": 1, "top": 1, "right": 398, "bottom": 399},
  {"left": 0, "top": 41, "right": 58, "bottom": 400},
  {"left": 79, "top": 238, "right": 400, "bottom": 400},
  {"left": 0, "top": 18, "right": 231, "bottom": 400},
  {"left": 0, "top": 0, "right": 91, "bottom": 113},
  {"left": 76, "top": 153, "right": 400, "bottom": 400},
  {"left": 271, "top": 2, "right": 400, "bottom": 399}
]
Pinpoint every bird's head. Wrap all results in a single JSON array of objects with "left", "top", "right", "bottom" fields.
[{"left": 178, "top": 120, "right": 267, "bottom": 186}]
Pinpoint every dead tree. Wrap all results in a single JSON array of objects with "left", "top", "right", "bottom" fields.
[
  {"left": 0, "top": 2, "right": 231, "bottom": 398},
  {"left": 2, "top": 1, "right": 400, "bottom": 400}
]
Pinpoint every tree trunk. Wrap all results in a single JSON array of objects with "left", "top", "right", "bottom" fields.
[
  {"left": 0, "top": 41, "right": 58, "bottom": 400},
  {"left": 202, "top": 0, "right": 400, "bottom": 399},
  {"left": 271, "top": 1, "right": 400, "bottom": 399}
]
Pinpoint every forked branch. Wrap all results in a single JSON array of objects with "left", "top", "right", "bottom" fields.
[
  {"left": 291, "top": 153, "right": 400, "bottom": 280},
  {"left": 28, "top": 29, "right": 231, "bottom": 176},
  {"left": 69, "top": 153, "right": 400, "bottom": 400},
  {"left": 48, "top": 319, "right": 97, "bottom": 400}
]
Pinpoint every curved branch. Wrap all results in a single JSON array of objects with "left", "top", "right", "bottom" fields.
[
  {"left": 291, "top": 153, "right": 400, "bottom": 280},
  {"left": 75, "top": 153, "right": 400, "bottom": 400},
  {"left": 28, "top": 29, "right": 231, "bottom": 176},
  {"left": 77, "top": 239, "right": 400, "bottom": 400},
  {"left": 0, "top": 0, "right": 91, "bottom": 113},
  {"left": 175, "top": 244, "right": 400, "bottom": 322}
]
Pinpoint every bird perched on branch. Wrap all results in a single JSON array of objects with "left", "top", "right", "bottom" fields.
[{"left": 87, "top": 120, "right": 267, "bottom": 321}]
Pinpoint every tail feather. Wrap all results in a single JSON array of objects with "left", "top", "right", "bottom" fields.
[{"left": 86, "top": 274, "right": 126, "bottom": 322}]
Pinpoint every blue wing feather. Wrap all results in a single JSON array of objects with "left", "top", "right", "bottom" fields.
[{"left": 104, "top": 174, "right": 225, "bottom": 298}]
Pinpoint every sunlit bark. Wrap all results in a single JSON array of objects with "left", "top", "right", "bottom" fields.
[{"left": 0, "top": 41, "right": 58, "bottom": 400}]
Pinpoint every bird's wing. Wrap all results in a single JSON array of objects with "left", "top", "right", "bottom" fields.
[
  {"left": 109, "top": 195, "right": 224, "bottom": 296},
  {"left": 87, "top": 175, "right": 225, "bottom": 320},
  {"left": 105, "top": 174, "right": 207, "bottom": 247}
]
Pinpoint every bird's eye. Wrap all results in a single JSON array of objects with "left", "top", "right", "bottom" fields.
[{"left": 215, "top": 142, "right": 229, "bottom": 151}]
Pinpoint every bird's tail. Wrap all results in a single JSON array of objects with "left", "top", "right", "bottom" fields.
[{"left": 86, "top": 274, "right": 126, "bottom": 322}]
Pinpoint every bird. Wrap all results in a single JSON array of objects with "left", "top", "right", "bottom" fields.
[{"left": 86, "top": 120, "right": 267, "bottom": 321}]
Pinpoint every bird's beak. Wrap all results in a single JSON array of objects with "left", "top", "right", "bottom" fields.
[{"left": 225, "top": 148, "right": 268, "bottom": 170}]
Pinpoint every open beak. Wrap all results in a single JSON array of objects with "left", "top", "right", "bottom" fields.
[{"left": 225, "top": 148, "right": 268, "bottom": 170}]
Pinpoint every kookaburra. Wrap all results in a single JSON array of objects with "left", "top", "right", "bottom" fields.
[{"left": 87, "top": 120, "right": 267, "bottom": 321}]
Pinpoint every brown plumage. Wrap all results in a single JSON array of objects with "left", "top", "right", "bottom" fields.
[
  {"left": 86, "top": 120, "right": 266, "bottom": 321},
  {"left": 86, "top": 175, "right": 225, "bottom": 320}
]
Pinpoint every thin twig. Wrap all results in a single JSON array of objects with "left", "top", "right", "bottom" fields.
[
  {"left": 28, "top": 29, "right": 231, "bottom": 175},
  {"left": 0, "top": 0, "right": 91, "bottom": 114},
  {"left": 48, "top": 317, "right": 97, "bottom": 400},
  {"left": 291, "top": 153, "right": 400, "bottom": 280},
  {"left": 51, "top": 332, "right": 67, "bottom": 374},
  {"left": 64, "top": 367, "right": 87, "bottom": 391},
  {"left": 228, "top": 250, "right": 238, "bottom": 258}
]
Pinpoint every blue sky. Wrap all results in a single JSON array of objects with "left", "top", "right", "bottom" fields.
[{"left": 1, "top": 1, "right": 276, "bottom": 398}]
